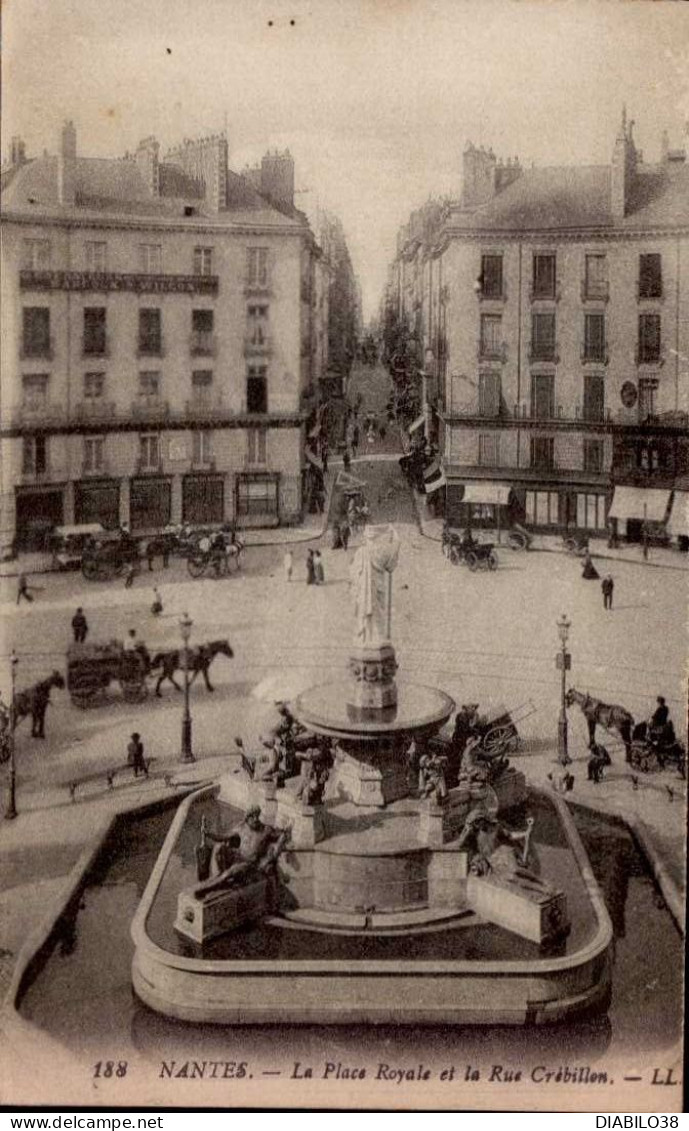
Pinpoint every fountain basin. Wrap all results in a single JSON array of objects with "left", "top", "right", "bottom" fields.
[{"left": 130, "top": 784, "right": 614, "bottom": 1026}]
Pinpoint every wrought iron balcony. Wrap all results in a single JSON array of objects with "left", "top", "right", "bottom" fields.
[
  {"left": 131, "top": 396, "right": 170, "bottom": 420},
  {"left": 189, "top": 331, "right": 216, "bottom": 356},
  {"left": 20, "top": 339, "right": 53, "bottom": 360},
  {"left": 637, "top": 282, "right": 663, "bottom": 301},
  {"left": 580, "top": 344, "right": 610, "bottom": 365},
  {"left": 137, "top": 339, "right": 164, "bottom": 358},
  {"left": 16, "top": 401, "right": 64, "bottom": 425},
  {"left": 476, "top": 283, "right": 507, "bottom": 302},
  {"left": 135, "top": 458, "right": 163, "bottom": 475},
  {"left": 528, "top": 342, "right": 560, "bottom": 364},
  {"left": 635, "top": 346, "right": 665, "bottom": 366},
  {"left": 580, "top": 280, "right": 609, "bottom": 303},
  {"left": 75, "top": 400, "right": 116, "bottom": 422},
  {"left": 528, "top": 284, "right": 560, "bottom": 303},
  {"left": 477, "top": 342, "right": 507, "bottom": 364},
  {"left": 243, "top": 281, "right": 272, "bottom": 297},
  {"left": 244, "top": 335, "right": 272, "bottom": 356}
]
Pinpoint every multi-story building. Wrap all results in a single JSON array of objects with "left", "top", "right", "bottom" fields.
[
  {"left": 1, "top": 124, "right": 336, "bottom": 552},
  {"left": 387, "top": 113, "right": 689, "bottom": 540}
]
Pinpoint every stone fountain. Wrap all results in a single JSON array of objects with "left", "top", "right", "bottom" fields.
[{"left": 131, "top": 525, "right": 613, "bottom": 1025}]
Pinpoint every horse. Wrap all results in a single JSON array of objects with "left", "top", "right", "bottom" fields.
[
  {"left": 13, "top": 671, "right": 66, "bottom": 738},
  {"left": 150, "top": 639, "right": 234, "bottom": 697},
  {"left": 565, "top": 687, "right": 635, "bottom": 762}
]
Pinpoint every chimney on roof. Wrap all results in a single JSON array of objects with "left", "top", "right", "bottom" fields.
[
  {"left": 260, "top": 149, "right": 295, "bottom": 211},
  {"left": 164, "top": 134, "right": 228, "bottom": 212},
  {"left": 135, "top": 136, "right": 160, "bottom": 197},
  {"left": 462, "top": 142, "right": 520, "bottom": 206},
  {"left": 611, "top": 106, "right": 637, "bottom": 219},
  {"left": 57, "top": 120, "right": 77, "bottom": 207},
  {"left": 10, "top": 137, "right": 27, "bottom": 166}
]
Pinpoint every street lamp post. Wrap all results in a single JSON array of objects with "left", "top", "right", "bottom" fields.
[
  {"left": 5, "top": 651, "right": 19, "bottom": 820},
  {"left": 556, "top": 615, "right": 572, "bottom": 766},
  {"left": 179, "top": 613, "right": 195, "bottom": 763}
]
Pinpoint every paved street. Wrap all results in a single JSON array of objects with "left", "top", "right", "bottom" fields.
[{"left": 0, "top": 363, "right": 686, "bottom": 991}]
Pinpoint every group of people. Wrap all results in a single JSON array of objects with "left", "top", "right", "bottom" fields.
[{"left": 282, "top": 548, "right": 325, "bottom": 585}]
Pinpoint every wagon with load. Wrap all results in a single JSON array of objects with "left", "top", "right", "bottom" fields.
[{"left": 66, "top": 641, "right": 151, "bottom": 707}]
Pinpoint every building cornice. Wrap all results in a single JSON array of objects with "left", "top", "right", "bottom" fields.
[
  {"left": 1, "top": 210, "right": 308, "bottom": 239},
  {"left": 440, "top": 223, "right": 689, "bottom": 244},
  {"left": 0, "top": 412, "right": 308, "bottom": 439}
]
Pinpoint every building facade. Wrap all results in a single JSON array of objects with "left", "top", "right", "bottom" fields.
[
  {"left": 387, "top": 114, "right": 689, "bottom": 539},
  {"left": 1, "top": 125, "right": 336, "bottom": 552}
]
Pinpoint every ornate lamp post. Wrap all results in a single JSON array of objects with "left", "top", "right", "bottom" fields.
[
  {"left": 556, "top": 615, "right": 572, "bottom": 766},
  {"left": 5, "top": 651, "right": 19, "bottom": 820},
  {"left": 179, "top": 613, "right": 195, "bottom": 763}
]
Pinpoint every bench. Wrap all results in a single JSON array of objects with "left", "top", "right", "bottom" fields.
[{"left": 67, "top": 758, "right": 157, "bottom": 802}]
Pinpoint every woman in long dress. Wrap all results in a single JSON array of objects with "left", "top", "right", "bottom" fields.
[{"left": 581, "top": 551, "right": 600, "bottom": 580}]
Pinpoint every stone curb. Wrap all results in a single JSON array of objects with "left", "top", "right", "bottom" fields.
[{"left": 411, "top": 491, "right": 689, "bottom": 572}]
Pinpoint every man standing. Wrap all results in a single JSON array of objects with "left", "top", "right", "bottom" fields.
[
  {"left": 71, "top": 607, "right": 88, "bottom": 643},
  {"left": 127, "top": 731, "right": 147, "bottom": 777},
  {"left": 601, "top": 574, "right": 614, "bottom": 610},
  {"left": 16, "top": 573, "right": 34, "bottom": 604}
]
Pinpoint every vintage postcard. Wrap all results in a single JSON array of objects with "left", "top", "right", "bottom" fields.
[{"left": 1, "top": 0, "right": 687, "bottom": 1113}]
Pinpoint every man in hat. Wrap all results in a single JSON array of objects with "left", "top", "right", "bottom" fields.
[
  {"left": 71, "top": 607, "right": 88, "bottom": 643},
  {"left": 127, "top": 732, "right": 147, "bottom": 777}
]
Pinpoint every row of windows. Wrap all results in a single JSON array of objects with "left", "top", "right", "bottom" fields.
[
  {"left": 20, "top": 366, "right": 271, "bottom": 413},
  {"left": 21, "top": 305, "right": 270, "bottom": 358},
  {"left": 472, "top": 371, "right": 660, "bottom": 422},
  {"left": 478, "top": 311, "right": 662, "bottom": 363},
  {"left": 477, "top": 251, "right": 664, "bottom": 300},
  {"left": 22, "top": 240, "right": 271, "bottom": 283},
  {"left": 475, "top": 434, "right": 606, "bottom": 473},
  {"left": 22, "top": 428, "right": 269, "bottom": 476}
]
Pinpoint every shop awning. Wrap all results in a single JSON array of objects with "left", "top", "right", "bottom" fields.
[
  {"left": 668, "top": 491, "right": 689, "bottom": 537},
  {"left": 423, "top": 464, "right": 447, "bottom": 494},
  {"left": 608, "top": 487, "right": 671, "bottom": 523},
  {"left": 462, "top": 482, "right": 512, "bottom": 506},
  {"left": 408, "top": 414, "right": 426, "bottom": 435}
]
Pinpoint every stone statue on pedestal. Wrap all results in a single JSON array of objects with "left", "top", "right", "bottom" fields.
[
  {"left": 350, "top": 524, "right": 400, "bottom": 645},
  {"left": 193, "top": 806, "right": 291, "bottom": 900}
]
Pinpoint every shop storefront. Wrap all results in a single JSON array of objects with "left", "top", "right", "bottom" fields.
[
  {"left": 14, "top": 486, "right": 64, "bottom": 551},
  {"left": 608, "top": 486, "right": 671, "bottom": 542},
  {"left": 182, "top": 475, "right": 224, "bottom": 526},
  {"left": 130, "top": 477, "right": 172, "bottom": 531},
  {"left": 236, "top": 472, "right": 279, "bottom": 527},
  {"left": 74, "top": 480, "right": 120, "bottom": 529}
]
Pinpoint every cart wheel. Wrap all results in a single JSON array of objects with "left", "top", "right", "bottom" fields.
[
  {"left": 187, "top": 555, "right": 206, "bottom": 579},
  {"left": 564, "top": 538, "right": 578, "bottom": 554},
  {"left": 466, "top": 552, "right": 478, "bottom": 572},
  {"left": 482, "top": 727, "right": 506, "bottom": 755},
  {"left": 488, "top": 552, "right": 498, "bottom": 570}
]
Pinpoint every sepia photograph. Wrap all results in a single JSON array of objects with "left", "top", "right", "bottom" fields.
[{"left": 0, "top": 0, "right": 687, "bottom": 1113}]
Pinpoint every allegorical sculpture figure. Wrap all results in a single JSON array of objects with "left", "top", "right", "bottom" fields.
[
  {"left": 193, "top": 806, "right": 291, "bottom": 900},
  {"left": 349, "top": 524, "right": 401, "bottom": 645}
]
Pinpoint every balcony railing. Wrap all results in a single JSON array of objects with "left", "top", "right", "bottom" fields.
[
  {"left": 580, "top": 344, "right": 610, "bottom": 365},
  {"left": 82, "top": 335, "right": 109, "bottom": 358},
  {"left": 244, "top": 335, "right": 272, "bottom": 356},
  {"left": 478, "top": 342, "right": 507, "bottom": 363},
  {"left": 137, "top": 339, "right": 164, "bottom": 358},
  {"left": 75, "top": 400, "right": 116, "bottom": 421},
  {"left": 637, "top": 282, "right": 663, "bottom": 301},
  {"left": 581, "top": 280, "right": 609, "bottom": 303},
  {"left": 135, "top": 457, "right": 163, "bottom": 475},
  {"left": 21, "top": 463, "right": 52, "bottom": 483},
  {"left": 20, "top": 268, "right": 219, "bottom": 296},
  {"left": 477, "top": 284, "right": 507, "bottom": 302},
  {"left": 81, "top": 459, "right": 110, "bottom": 478},
  {"left": 185, "top": 393, "right": 226, "bottom": 417},
  {"left": 17, "top": 401, "right": 64, "bottom": 425},
  {"left": 636, "top": 346, "right": 664, "bottom": 366},
  {"left": 528, "top": 342, "right": 559, "bottom": 364},
  {"left": 529, "top": 284, "right": 560, "bottom": 303},
  {"left": 20, "top": 339, "right": 53, "bottom": 360},
  {"left": 189, "top": 331, "right": 216, "bottom": 356},
  {"left": 243, "top": 280, "right": 272, "bottom": 297},
  {"left": 131, "top": 396, "right": 170, "bottom": 420}
]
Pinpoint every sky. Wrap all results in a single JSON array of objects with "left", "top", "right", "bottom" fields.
[{"left": 3, "top": 0, "right": 689, "bottom": 322}]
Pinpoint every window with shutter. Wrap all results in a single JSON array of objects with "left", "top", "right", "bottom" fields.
[
  {"left": 584, "top": 313, "right": 605, "bottom": 361},
  {"left": 532, "top": 254, "right": 556, "bottom": 298},
  {"left": 481, "top": 254, "right": 503, "bottom": 298},
  {"left": 531, "top": 312, "right": 556, "bottom": 360},
  {"left": 638, "top": 314, "right": 661, "bottom": 362},
  {"left": 638, "top": 253, "right": 662, "bottom": 299}
]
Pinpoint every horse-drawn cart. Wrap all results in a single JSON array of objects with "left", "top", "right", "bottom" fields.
[
  {"left": 81, "top": 534, "right": 140, "bottom": 581},
  {"left": 67, "top": 641, "right": 150, "bottom": 707}
]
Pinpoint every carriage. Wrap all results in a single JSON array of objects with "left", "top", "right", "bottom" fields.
[
  {"left": 185, "top": 532, "right": 244, "bottom": 578},
  {"left": 66, "top": 641, "right": 150, "bottom": 706},
  {"left": 429, "top": 700, "right": 535, "bottom": 787},
  {"left": 630, "top": 722, "right": 686, "bottom": 777},
  {"left": 81, "top": 533, "right": 141, "bottom": 581}
]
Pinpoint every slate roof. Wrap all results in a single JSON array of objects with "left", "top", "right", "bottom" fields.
[
  {"left": 1, "top": 154, "right": 305, "bottom": 227},
  {"left": 447, "top": 162, "right": 689, "bottom": 232}
]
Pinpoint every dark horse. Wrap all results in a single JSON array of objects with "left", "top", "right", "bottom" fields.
[
  {"left": 565, "top": 687, "right": 635, "bottom": 762},
  {"left": 14, "top": 671, "right": 66, "bottom": 738},
  {"left": 150, "top": 640, "right": 234, "bottom": 697}
]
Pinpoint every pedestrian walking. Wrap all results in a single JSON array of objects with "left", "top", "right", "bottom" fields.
[
  {"left": 127, "top": 731, "right": 148, "bottom": 778},
  {"left": 341, "top": 521, "right": 350, "bottom": 551},
  {"left": 71, "top": 607, "right": 88, "bottom": 643},
  {"left": 343, "top": 448, "right": 352, "bottom": 473},
  {"left": 581, "top": 551, "right": 599, "bottom": 580},
  {"left": 124, "top": 560, "right": 138, "bottom": 588},
  {"left": 283, "top": 548, "right": 294, "bottom": 582},
  {"left": 314, "top": 550, "right": 325, "bottom": 585},
  {"left": 151, "top": 587, "right": 163, "bottom": 616},
  {"left": 16, "top": 573, "right": 34, "bottom": 604},
  {"left": 306, "top": 548, "right": 316, "bottom": 585},
  {"left": 601, "top": 574, "right": 614, "bottom": 610}
]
